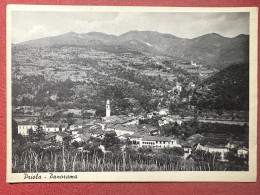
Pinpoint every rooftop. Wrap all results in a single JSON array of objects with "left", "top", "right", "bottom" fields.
[
  {"left": 18, "top": 119, "right": 45, "bottom": 126},
  {"left": 199, "top": 137, "right": 230, "bottom": 148},
  {"left": 127, "top": 133, "right": 143, "bottom": 138},
  {"left": 44, "top": 133, "right": 57, "bottom": 140},
  {"left": 102, "top": 115, "right": 137, "bottom": 124}
]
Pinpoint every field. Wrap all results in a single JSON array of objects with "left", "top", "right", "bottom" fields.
[{"left": 140, "top": 70, "right": 176, "bottom": 81}]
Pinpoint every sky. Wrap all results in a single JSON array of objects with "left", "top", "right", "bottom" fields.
[{"left": 11, "top": 11, "right": 249, "bottom": 44}]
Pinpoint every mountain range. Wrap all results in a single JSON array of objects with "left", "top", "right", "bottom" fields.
[{"left": 17, "top": 30, "right": 249, "bottom": 69}]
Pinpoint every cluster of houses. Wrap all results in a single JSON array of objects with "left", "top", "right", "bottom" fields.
[
  {"left": 14, "top": 100, "right": 248, "bottom": 161},
  {"left": 17, "top": 119, "right": 67, "bottom": 135},
  {"left": 181, "top": 134, "right": 248, "bottom": 160}
]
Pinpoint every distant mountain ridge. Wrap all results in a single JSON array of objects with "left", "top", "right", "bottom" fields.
[{"left": 17, "top": 31, "right": 249, "bottom": 69}]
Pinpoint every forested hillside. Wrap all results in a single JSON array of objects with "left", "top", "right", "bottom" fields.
[{"left": 196, "top": 64, "right": 249, "bottom": 111}]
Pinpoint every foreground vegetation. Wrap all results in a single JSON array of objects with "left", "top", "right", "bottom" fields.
[{"left": 12, "top": 140, "right": 248, "bottom": 172}]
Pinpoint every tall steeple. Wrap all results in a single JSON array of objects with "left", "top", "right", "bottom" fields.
[{"left": 106, "top": 99, "right": 111, "bottom": 117}]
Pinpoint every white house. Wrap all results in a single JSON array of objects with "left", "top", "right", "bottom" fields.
[
  {"left": 173, "top": 118, "right": 182, "bottom": 126},
  {"left": 159, "top": 109, "right": 169, "bottom": 116},
  {"left": 71, "top": 128, "right": 84, "bottom": 135},
  {"left": 196, "top": 143, "right": 230, "bottom": 161},
  {"left": 18, "top": 124, "right": 37, "bottom": 135},
  {"left": 140, "top": 136, "right": 181, "bottom": 148},
  {"left": 237, "top": 148, "right": 249, "bottom": 157},
  {"left": 44, "top": 123, "right": 67, "bottom": 133},
  {"left": 18, "top": 120, "right": 46, "bottom": 135},
  {"left": 158, "top": 120, "right": 165, "bottom": 127},
  {"left": 56, "top": 132, "right": 69, "bottom": 143},
  {"left": 189, "top": 82, "right": 196, "bottom": 89},
  {"left": 176, "top": 82, "right": 182, "bottom": 92},
  {"left": 191, "top": 60, "right": 197, "bottom": 66},
  {"left": 45, "top": 125, "right": 59, "bottom": 133},
  {"left": 69, "top": 125, "right": 77, "bottom": 130},
  {"left": 147, "top": 113, "right": 154, "bottom": 119},
  {"left": 50, "top": 94, "right": 58, "bottom": 101},
  {"left": 147, "top": 112, "right": 158, "bottom": 119}
]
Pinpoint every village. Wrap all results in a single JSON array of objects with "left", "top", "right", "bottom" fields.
[
  {"left": 13, "top": 99, "right": 249, "bottom": 162},
  {"left": 11, "top": 43, "right": 249, "bottom": 172}
]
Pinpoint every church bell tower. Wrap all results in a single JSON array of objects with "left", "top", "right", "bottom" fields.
[{"left": 106, "top": 99, "right": 111, "bottom": 117}]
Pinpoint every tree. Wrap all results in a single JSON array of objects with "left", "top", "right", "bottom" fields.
[
  {"left": 72, "top": 141, "right": 79, "bottom": 148},
  {"left": 225, "top": 149, "right": 248, "bottom": 168},
  {"left": 63, "top": 135, "right": 73, "bottom": 149},
  {"left": 192, "top": 150, "right": 221, "bottom": 164},
  {"left": 59, "top": 125, "right": 62, "bottom": 132},
  {"left": 12, "top": 119, "right": 18, "bottom": 139},
  {"left": 36, "top": 118, "right": 44, "bottom": 141},
  {"left": 101, "top": 131, "right": 120, "bottom": 149},
  {"left": 95, "top": 106, "right": 106, "bottom": 117},
  {"left": 27, "top": 128, "right": 34, "bottom": 142},
  {"left": 162, "top": 147, "right": 184, "bottom": 156},
  {"left": 21, "top": 97, "right": 32, "bottom": 106},
  {"left": 15, "top": 134, "right": 26, "bottom": 146},
  {"left": 81, "top": 111, "right": 92, "bottom": 119},
  {"left": 121, "top": 138, "right": 132, "bottom": 147},
  {"left": 66, "top": 113, "right": 75, "bottom": 126}
]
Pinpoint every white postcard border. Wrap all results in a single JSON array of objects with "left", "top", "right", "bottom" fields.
[{"left": 6, "top": 5, "right": 258, "bottom": 183}]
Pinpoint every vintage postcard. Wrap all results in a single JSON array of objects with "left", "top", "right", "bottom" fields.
[{"left": 6, "top": 5, "right": 258, "bottom": 182}]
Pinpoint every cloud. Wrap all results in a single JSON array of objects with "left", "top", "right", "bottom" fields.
[
  {"left": 25, "top": 25, "right": 47, "bottom": 40},
  {"left": 11, "top": 11, "right": 249, "bottom": 43}
]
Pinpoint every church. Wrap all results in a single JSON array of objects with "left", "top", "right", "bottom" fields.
[
  {"left": 101, "top": 100, "right": 139, "bottom": 135},
  {"left": 102, "top": 100, "right": 139, "bottom": 125}
]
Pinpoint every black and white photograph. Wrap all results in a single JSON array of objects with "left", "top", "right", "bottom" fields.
[{"left": 6, "top": 5, "right": 258, "bottom": 182}]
